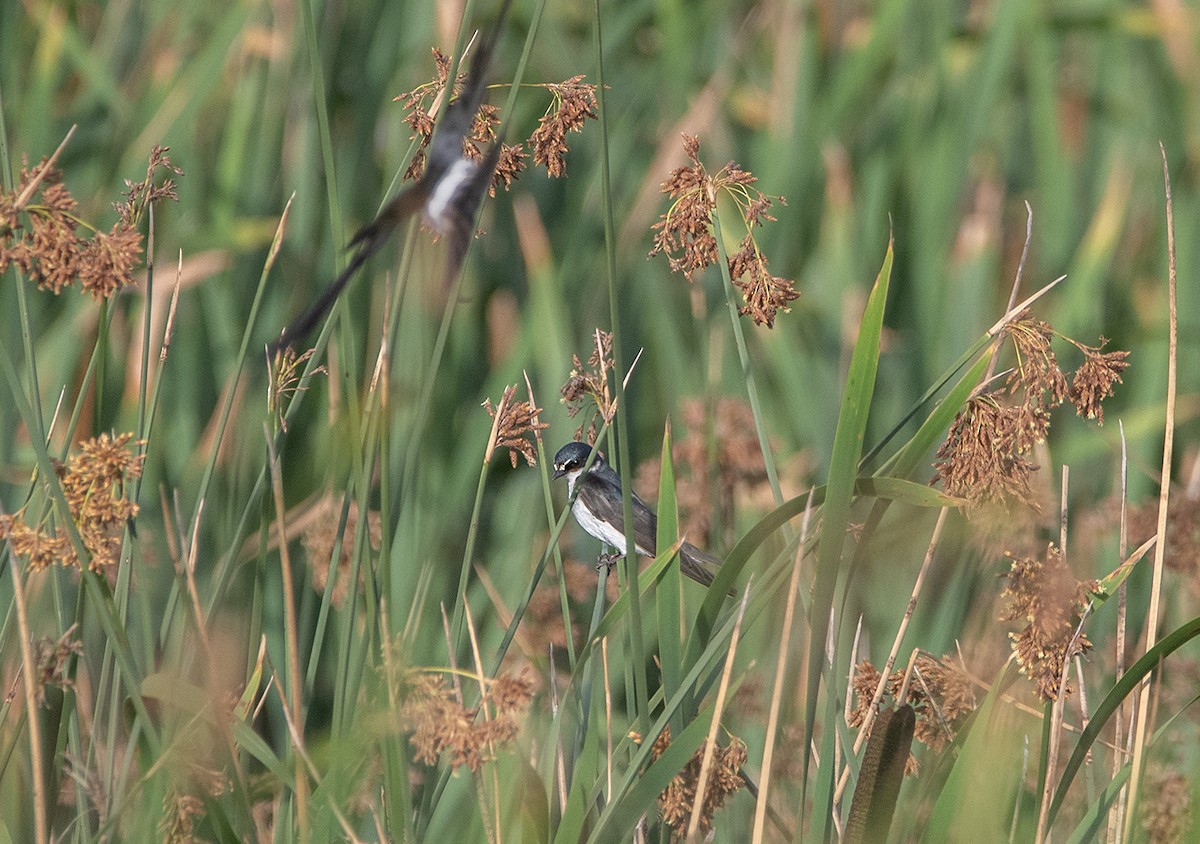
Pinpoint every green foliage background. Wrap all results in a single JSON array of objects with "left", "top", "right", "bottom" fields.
[{"left": 1, "top": 0, "right": 1197, "bottom": 840}]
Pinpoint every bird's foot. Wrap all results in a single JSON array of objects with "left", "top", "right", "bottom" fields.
[{"left": 595, "top": 552, "right": 624, "bottom": 576}]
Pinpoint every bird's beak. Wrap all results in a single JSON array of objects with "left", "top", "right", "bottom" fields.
[{"left": 552, "top": 465, "right": 566, "bottom": 480}]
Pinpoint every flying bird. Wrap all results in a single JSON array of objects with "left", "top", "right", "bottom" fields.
[
  {"left": 273, "top": 0, "right": 511, "bottom": 353},
  {"left": 552, "top": 441, "right": 727, "bottom": 589}
]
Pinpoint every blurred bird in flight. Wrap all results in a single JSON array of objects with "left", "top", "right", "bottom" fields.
[{"left": 273, "top": 0, "right": 512, "bottom": 353}]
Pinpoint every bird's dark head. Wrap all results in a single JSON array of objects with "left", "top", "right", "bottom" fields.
[{"left": 552, "top": 441, "right": 602, "bottom": 480}]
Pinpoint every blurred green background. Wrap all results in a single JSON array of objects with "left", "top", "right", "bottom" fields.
[
  {"left": 2, "top": 0, "right": 1198, "bottom": 839},
  {"left": 3, "top": 0, "right": 1192, "bottom": 493}
]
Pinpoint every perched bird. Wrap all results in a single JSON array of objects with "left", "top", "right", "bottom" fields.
[
  {"left": 552, "top": 441, "right": 725, "bottom": 589},
  {"left": 273, "top": 0, "right": 512, "bottom": 353}
]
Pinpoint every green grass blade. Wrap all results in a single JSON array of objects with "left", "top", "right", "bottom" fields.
[
  {"left": 1047, "top": 615, "right": 1200, "bottom": 828},
  {"left": 655, "top": 422, "right": 684, "bottom": 729},
  {"left": 923, "top": 661, "right": 1022, "bottom": 841},
  {"left": 592, "top": 0, "right": 650, "bottom": 736},
  {"left": 804, "top": 238, "right": 893, "bottom": 812}
]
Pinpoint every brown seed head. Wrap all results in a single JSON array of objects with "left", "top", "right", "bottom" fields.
[
  {"left": 849, "top": 654, "right": 976, "bottom": 761},
  {"left": 560, "top": 330, "right": 616, "bottom": 441},
  {"left": 1, "top": 433, "right": 144, "bottom": 573},
  {"left": 1000, "top": 543, "right": 1097, "bottom": 700},
  {"left": 484, "top": 383, "right": 549, "bottom": 468},
  {"left": 530, "top": 76, "right": 599, "bottom": 178},
  {"left": 1066, "top": 337, "right": 1130, "bottom": 424},
  {"left": 301, "top": 494, "right": 382, "bottom": 608},
  {"left": 650, "top": 135, "right": 796, "bottom": 326},
  {"left": 399, "top": 668, "right": 534, "bottom": 772},
  {"left": 650, "top": 724, "right": 747, "bottom": 837}
]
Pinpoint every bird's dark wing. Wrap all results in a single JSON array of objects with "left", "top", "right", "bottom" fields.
[
  {"left": 585, "top": 465, "right": 730, "bottom": 592},
  {"left": 439, "top": 138, "right": 503, "bottom": 286},
  {"left": 630, "top": 492, "right": 658, "bottom": 558},
  {"left": 271, "top": 185, "right": 425, "bottom": 353},
  {"left": 679, "top": 542, "right": 724, "bottom": 589},
  {"left": 589, "top": 463, "right": 659, "bottom": 556}
]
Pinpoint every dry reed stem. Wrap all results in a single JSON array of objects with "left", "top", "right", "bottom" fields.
[
  {"left": 160, "top": 256, "right": 182, "bottom": 367},
  {"left": 892, "top": 650, "right": 922, "bottom": 726},
  {"left": 1036, "top": 467, "right": 1072, "bottom": 844},
  {"left": 602, "top": 636, "right": 614, "bottom": 800},
  {"left": 985, "top": 274, "right": 1066, "bottom": 337},
  {"left": 985, "top": 202, "right": 1035, "bottom": 383},
  {"left": 1124, "top": 145, "right": 1178, "bottom": 843},
  {"left": 462, "top": 597, "right": 502, "bottom": 844},
  {"left": 158, "top": 486, "right": 181, "bottom": 576},
  {"left": 182, "top": 501, "right": 214, "bottom": 666},
  {"left": 548, "top": 645, "right": 568, "bottom": 811},
  {"left": 265, "top": 427, "right": 309, "bottom": 843},
  {"left": 1109, "top": 423, "right": 1130, "bottom": 844},
  {"left": 267, "top": 673, "right": 363, "bottom": 844},
  {"left": 13, "top": 125, "right": 76, "bottom": 208},
  {"left": 436, "top": 604, "right": 494, "bottom": 840},
  {"left": 482, "top": 387, "right": 509, "bottom": 467},
  {"left": 686, "top": 580, "right": 752, "bottom": 840},
  {"left": 751, "top": 489, "right": 814, "bottom": 843},
  {"left": 9, "top": 563, "right": 47, "bottom": 844},
  {"left": 838, "top": 615, "right": 863, "bottom": 802},
  {"left": 368, "top": 285, "right": 390, "bottom": 398}
]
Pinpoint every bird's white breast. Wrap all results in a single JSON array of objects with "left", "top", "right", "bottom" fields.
[
  {"left": 571, "top": 496, "right": 632, "bottom": 554},
  {"left": 568, "top": 469, "right": 652, "bottom": 557},
  {"left": 424, "top": 158, "right": 478, "bottom": 233}
]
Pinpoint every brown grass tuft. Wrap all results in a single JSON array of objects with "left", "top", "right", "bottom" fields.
[
  {"left": 649, "top": 134, "right": 797, "bottom": 326},
  {"left": 650, "top": 724, "right": 747, "bottom": 838}
]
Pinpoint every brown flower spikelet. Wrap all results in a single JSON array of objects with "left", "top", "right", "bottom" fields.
[
  {"left": 397, "top": 48, "right": 453, "bottom": 182},
  {"left": 399, "top": 669, "right": 534, "bottom": 771},
  {"left": 397, "top": 51, "right": 594, "bottom": 188},
  {"left": 560, "top": 329, "right": 615, "bottom": 442},
  {"left": 268, "top": 347, "right": 326, "bottom": 434},
  {"left": 649, "top": 135, "right": 797, "bottom": 327},
  {"left": 116, "top": 144, "right": 182, "bottom": 229},
  {"left": 301, "top": 494, "right": 382, "bottom": 608},
  {"left": 2, "top": 433, "right": 145, "bottom": 573},
  {"left": 76, "top": 223, "right": 143, "bottom": 299},
  {"left": 849, "top": 654, "right": 976, "bottom": 763},
  {"left": 0, "top": 147, "right": 178, "bottom": 299},
  {"left": 492, "top": 143, "right": 527, "bottom": 194},
  {"left": 933, "top": 394, "right": 1039, "bottom": 507},
  {"left": 1000, "top": 543, "right": 1098, "bottom": 701},
  {"left": 933, "top": 311, "right": 1128, "bottom": 511},
  {"left": 484, "top": 384, "right": 549, "bottom": 468},
  {"left": 1004, "top": 312, "right": 1068, "bottom": 430},
  {"left": 530, "top": 76, "right": 598, "bottom": 177},
  {"left": 33, "top": 624, "right": 84, "bottom": 706},
  {"left": 1067, "top": 337, "right": 1130, "bottom": 424},
  {"left": 650, "top": 725, "right": 747, "bottom": 837}
]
